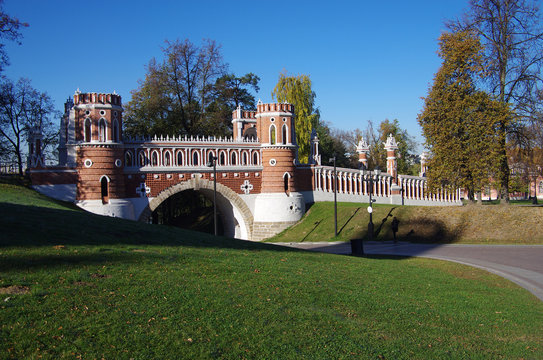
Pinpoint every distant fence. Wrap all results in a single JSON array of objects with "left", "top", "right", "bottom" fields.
[{"left": 0, "top": 162, "right": 18, "bottom": 174}]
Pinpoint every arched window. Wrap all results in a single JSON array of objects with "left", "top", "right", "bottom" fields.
[
  {"left": 253, "top": 151, "right": 259, "bottom": 165},
  {"left": 100, "top": 176, "right": 109, "bottom": 204},
  {"left": 283, "top": 172, "right": 290, "bottom": 193},
  {"left": 282, "top": 124, "right": 288, "bottom": 145},
  {"left": 151, "top": 151, "right": 159, "bottom": 166},
  {"left": 164, "top": 151, "right": 171, "bottom": 167},
  {"left": 539, "top": 181, "right": 543, "bottom": 195},
  {"left": 139, "top": 151, "right": 146, "bottom": 167},
  {"left": 242, "top": 151, "right": 248, "bottom": 165},
  {"left": 84, "top": 118, "right": 91, "bottom": 142},
  {"left": 125, "top": 151, "right": 133, "bottom": 167},
  {"left": 177, "top": 151, "right": 184, "bottom": 166},
  {"left": 192, "top": 151, "right": 199, "bottom": 166},
  {"left": 270, "top": 124, "right": 276, "bottom": 145},
  {"left": 219, "top": 151, "right": 226, "bottom": 166},
  {"left": 231, "top": 151, "right": 237, "bottom": 165},
  {"left": 208, "top": 151, "right": 216, "bottom": 165},
  {"left": 99, "top": 118, "right": 107, "bottom": 142},
  {"left": 113, "top": 119, "right": 119, "bottom": 142}
]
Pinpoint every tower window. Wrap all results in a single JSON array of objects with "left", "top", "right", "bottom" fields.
[
  {"left": 282, "top": 124, "right": 288, "bottom": 145},
  {"left": 101, "top": 176, "right": 109, "bottom": 204},
  {"left": 99, "top": 118, "right": 107, "bottom": 142},
  {"left": 84, "top": 118, "right": 91, "bottom": 142},
  {"left": 151, "top": 151, "right": 159, "bottom": 166},
  {"left": 192, "top": 151, "right": 199, "bottom": 166},
  {"left": 113, "top": 120, "right": 119, "bottom": 142},
  {"left": 164, "top": 151, "right": 171, "bottom": 166},
  {"left": 270, "top": 124, "right": 276, "bottom": 145}
]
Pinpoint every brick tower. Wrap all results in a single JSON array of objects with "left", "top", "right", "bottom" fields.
[
  {"left": 61, "top": 90, "right": 134, "bottom": 218},
  {"left": 251, "top": 101, "right": 305, "bottom": 240}
]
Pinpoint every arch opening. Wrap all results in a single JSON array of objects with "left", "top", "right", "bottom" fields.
[
  {"left": 139, "top": 179, "right": 253, "bottom": 240},
  {"left": 151, "top": 189, "right": 225, "bottom": 235}
]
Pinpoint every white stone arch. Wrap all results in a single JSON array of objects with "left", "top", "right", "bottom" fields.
[
  {"left": 241, "top": 150, "right": 249, "bottom": 165},
  {"left": 138, "top": 150, "right": 147, "bottom": 167},
  {"left": 192, "top": 150, "right": 200, "bottom": 166},
  {"left": 219, "top": 150, "right": 227, "bottom": 166},
  {"left": 151, "top": 150, "right": 160, "bottom": 166},
  {"left": 125, "top": 150, "right": 134, "bottom": 167},
  {"left": 163, "top": 150, "right": 172, "bottom": 167},
  {"left": 137, "top": 178, "right": 254, "bottom": 240},
  {"left": 252, "top": 150, "right": 259, "bottom": 165},
  {"left": 176, "top": 150, "right": 184, "bottom": 166}
]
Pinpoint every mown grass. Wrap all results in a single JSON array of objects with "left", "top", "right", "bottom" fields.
[
  {"left": 1, "top": 184, "right": 542, "bottom": 359},
  {"left": 269, "top": 201, "right": 543, "bottom": 244}
]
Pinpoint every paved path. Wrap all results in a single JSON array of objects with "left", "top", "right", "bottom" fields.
[{"left": 272, "top": 241, "right": 543, "bottom": 302}]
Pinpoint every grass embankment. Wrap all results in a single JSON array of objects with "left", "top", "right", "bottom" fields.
[
  {"left": 1, "top": 183, "right": 542, "bottom": 358},
  {"left": 269, "top": 202, "right": 543, "bottom": 244}
]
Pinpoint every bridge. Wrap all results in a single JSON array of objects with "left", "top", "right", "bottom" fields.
[{"left": 28, "top": 91, "right": 461, "bottom": 241}]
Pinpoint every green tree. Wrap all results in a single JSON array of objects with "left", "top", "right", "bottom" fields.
[
  {"left": 0, "top": 0, "right": 28, "bottom": 74},
  {"left": 272, "top": 73, "right": 319, "bottom": 163},
  {"left": 0, "top": 78, "right": 58, "bottom": 175},
  {"left": 418, "top": 31, "right": 510, "bottom": 202},
  {"left": 448, "top": 0, "right": 543, "bottom": 201},
  {"left": 202, "top": 73, "right": 260, "bottom": 136}
]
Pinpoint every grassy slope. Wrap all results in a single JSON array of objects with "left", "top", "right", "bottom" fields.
[
  {"left": 1, "top": 184, "right": 542, "bottom": 359},
  {"left": 269, "top": 202, "right": 543, "bottom": 244}
]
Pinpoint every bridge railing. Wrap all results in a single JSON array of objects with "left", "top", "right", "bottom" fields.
[
  {"left": 313, "top": 166, "right": 461, "bottom": 204},
  {"left": 314, "top": 166, "right": 395, "bottom": 197}
]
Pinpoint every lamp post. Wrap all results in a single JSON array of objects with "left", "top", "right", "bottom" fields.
[
  {"left": 206, "top": 155, "right": 218, "bottom": 236},
  {"left": 329, "top": 155, "right": 337, "bottom": 237},
  {"left": 366, "top": 167, "right": 381, "bottom": 243}
]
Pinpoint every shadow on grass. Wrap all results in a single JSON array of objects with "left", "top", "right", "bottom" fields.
[
  {"left": 350, "top": 206, "right": 467, "bottom": 244},
  {"left": 301, "top": 220, "right": 322, "bottom": 242},
  {"left": 0, "top": 202, "right": 300, "bottom": 254}
]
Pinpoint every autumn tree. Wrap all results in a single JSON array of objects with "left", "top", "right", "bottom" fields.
[
  {"left": 418, "top": 31, "right": 510, "bottom": 202},
  {"left": 0, "top": 0, "right": 28, "bottom": 74},
  {"left": 448, "top": 0, "right": 543, "bottom": 201},
  {"left": 335, "top": 119, "right": 418, "bottom": 173},
  {"left": 124, "top": 39, "right": 228, "bottom": 137},
  {"left": 0, "top": 78, "right": 58, "bottom": 175},
  {"left": 272, "top": 73, "right": 319, "bottom": 163}
]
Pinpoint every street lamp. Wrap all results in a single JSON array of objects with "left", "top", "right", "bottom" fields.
[
  {"left": 366, "top": 167, "right": 381, "bottom": 243},
  {"left": 206, "top": 155, "right": 218, "bottom": 236},
  {"left": 351, "top": 166, "right": 381, "bottom": 256},
  {"left": 329, "top": 154, "right": 337, "bottom": 237}
]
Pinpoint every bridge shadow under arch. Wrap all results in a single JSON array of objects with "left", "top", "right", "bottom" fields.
[{"left": 137, "top": 178, "right": 254, "bottom": 240}]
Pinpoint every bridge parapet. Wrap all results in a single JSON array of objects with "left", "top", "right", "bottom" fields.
[
  {"left": 312, "top": 166, "right": 461, "bottom": 205},
  {"left": 123, "top": 136, "right": 263, "bottom": 170}
]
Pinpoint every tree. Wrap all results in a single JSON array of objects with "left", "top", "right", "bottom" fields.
[
  {"left": 418, "top": 31, "right": 510, "bottom": 202},
  {"left": 0, "top": 0, "right": 28, "bottom": 74},
  {"left": 0, "top": 78, "right": 58, "bottom": 175},
  {"left": 335, "top": 119, "right": 418, "bottom": 173},
  {"left": 448, "top": 0, "right": 543, "bottom": 201},
  {"left": 124, "top": 39, "right": 228, "bottom": 137},
  {"left": 202, "top": 73, "right": 260, "bottom": 136},
  {"left": 272, "top": 72, "right": 319, "bottom": 163}
]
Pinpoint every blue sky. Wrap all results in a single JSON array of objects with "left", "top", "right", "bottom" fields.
[{"left": 3, "top": 0, "right": 468, "bottom": 149}]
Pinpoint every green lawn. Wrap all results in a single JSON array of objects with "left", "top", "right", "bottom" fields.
[
  {"left": 269, "top": 201, "right": 543, "bottom": 244},
  {"left": 1, "top": 184, "right": 542, "bottom": 359}
]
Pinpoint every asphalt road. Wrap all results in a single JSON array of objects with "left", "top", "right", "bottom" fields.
[{"left": 272, "top": 241, "right": 543, "bottom": 302}]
